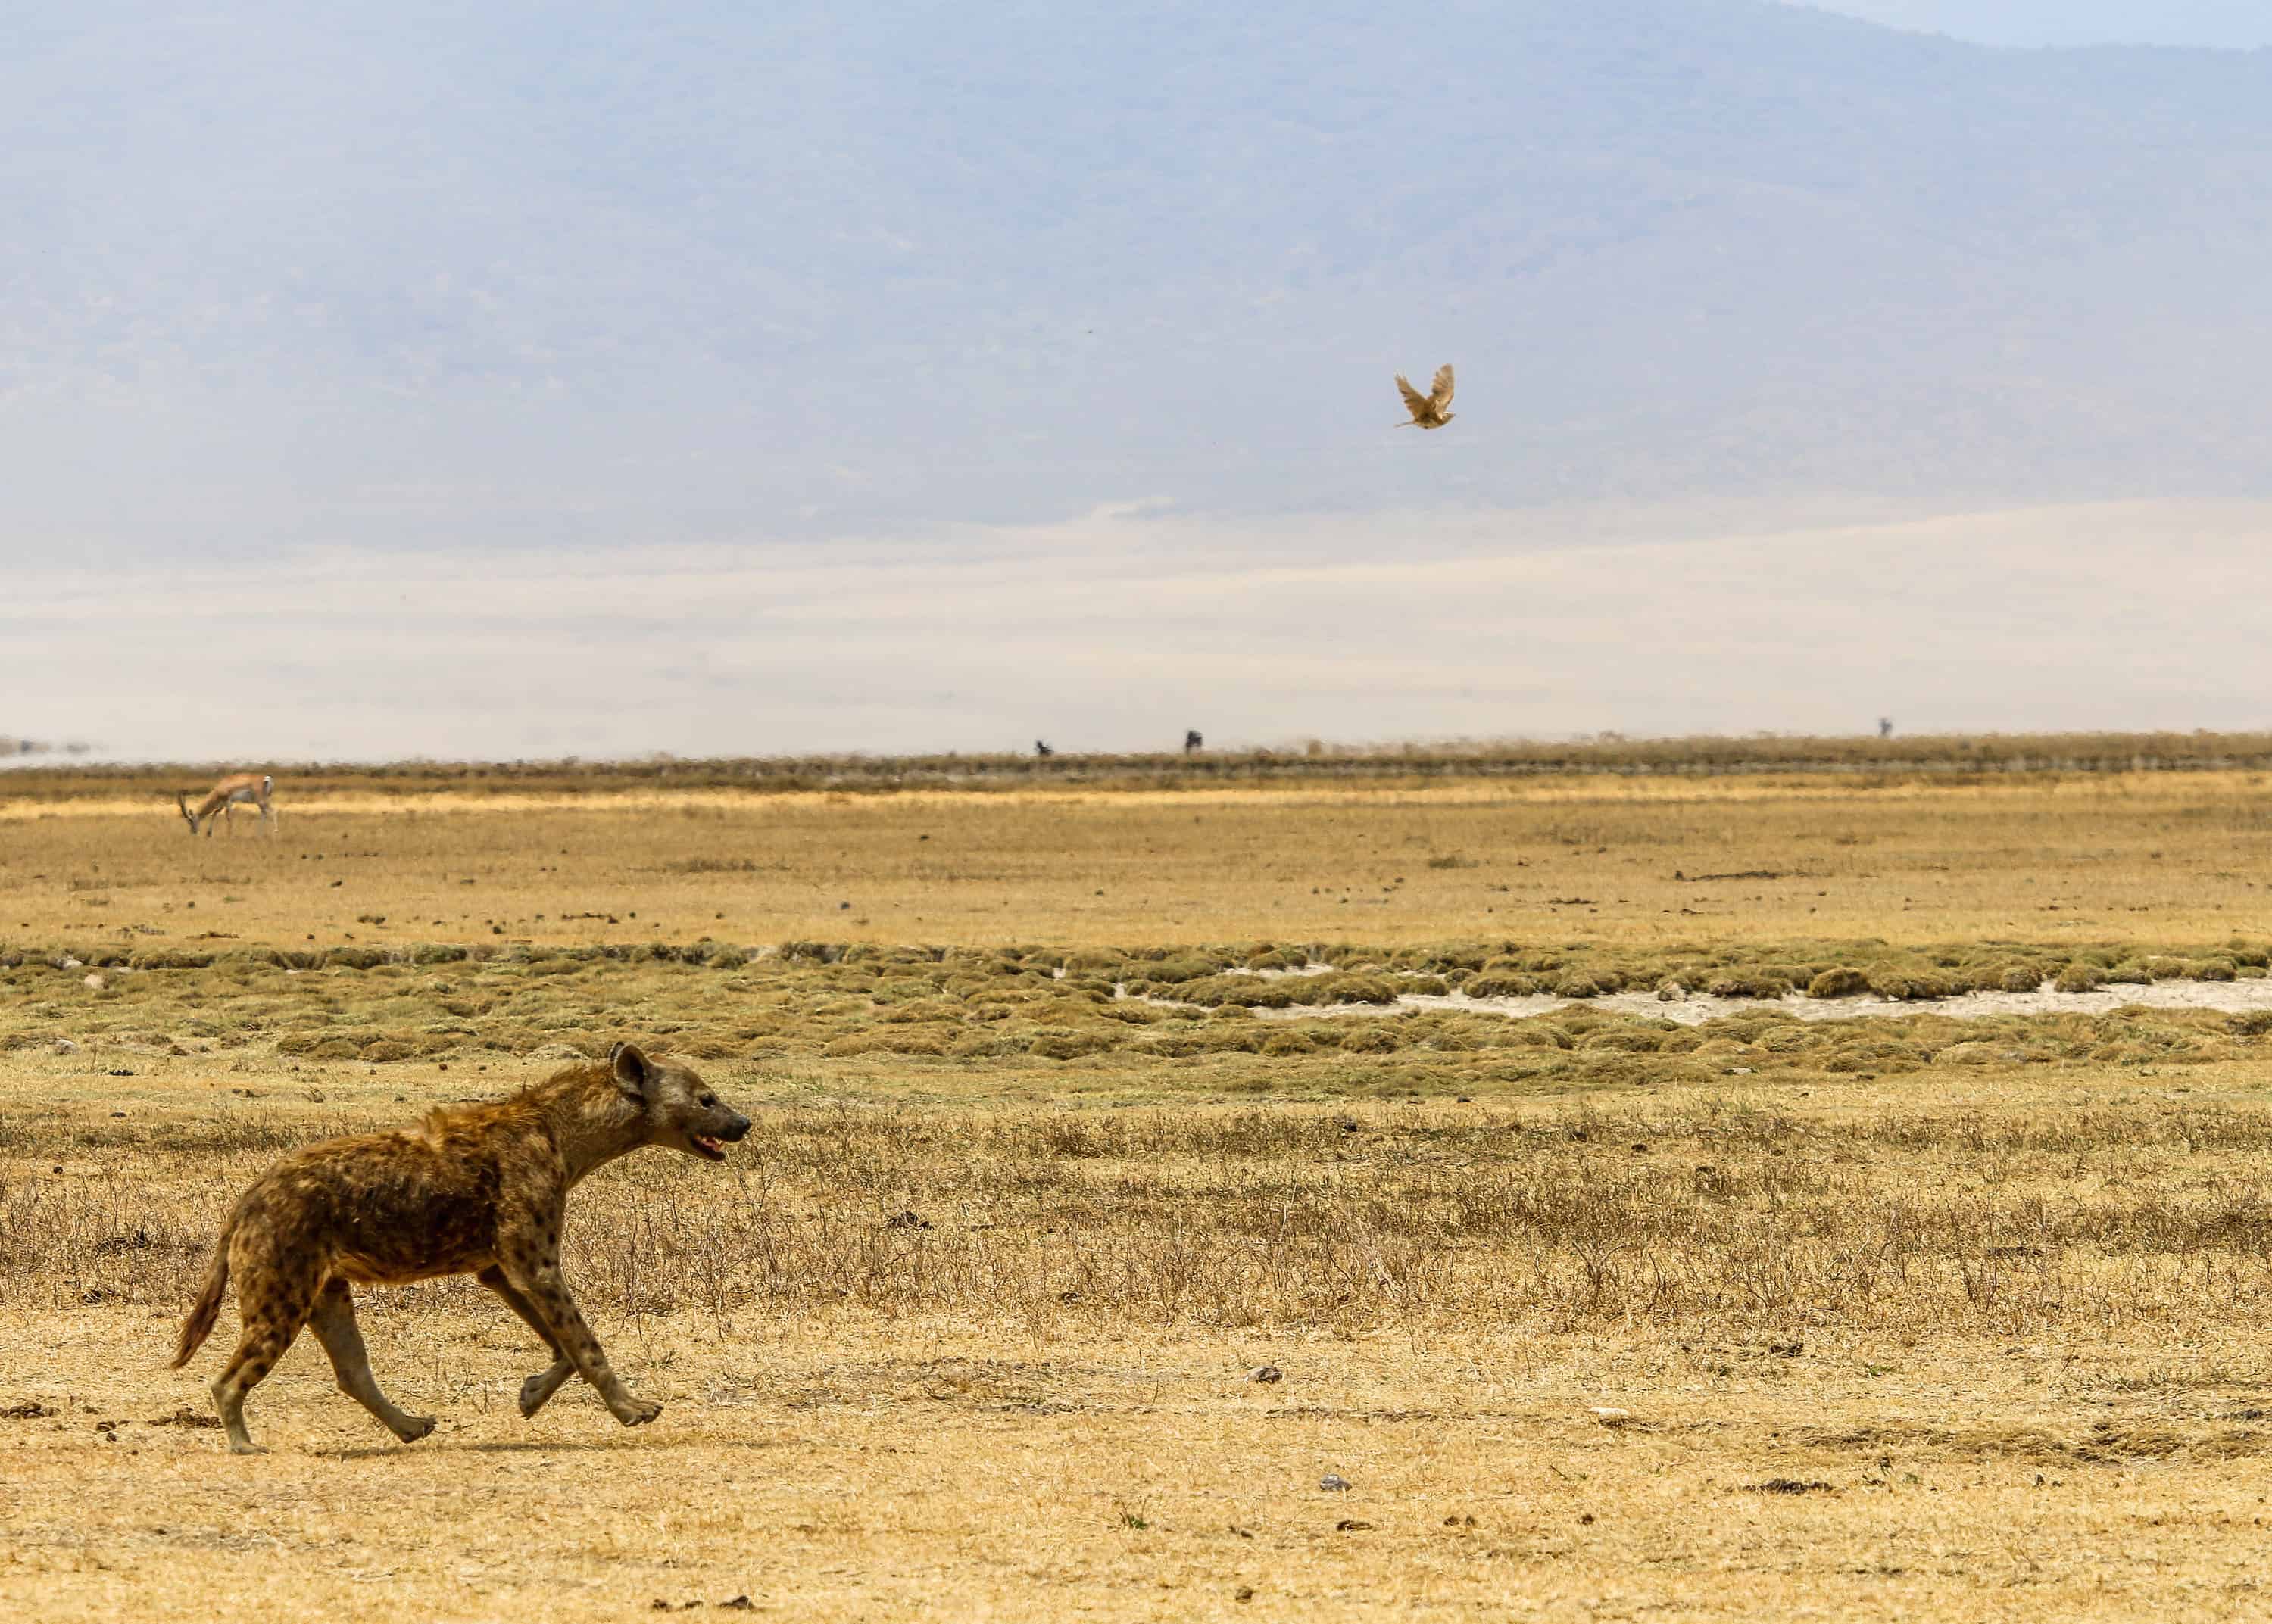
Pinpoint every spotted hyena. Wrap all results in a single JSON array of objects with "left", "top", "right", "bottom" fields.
[{"left": 171, "top": 1043, "right": 751, "bottom": 1454}]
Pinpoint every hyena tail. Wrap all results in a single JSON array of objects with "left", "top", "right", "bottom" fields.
[{"left": 171, "top": 1218, "right": 236, "bottom": 1368}]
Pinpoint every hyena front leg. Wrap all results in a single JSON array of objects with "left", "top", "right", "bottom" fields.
[
  {"left": 498, "top": 1239, "right": 660, "bottom": 1428},
  {"left": 517, "top": 1354, "right": 578, "bottom": 1420},
  {"left": 475, "top": 1264, "right": 575, "bottom": 1419}
]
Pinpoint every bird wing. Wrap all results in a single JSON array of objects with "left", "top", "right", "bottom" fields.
[
  {"left": 1395, "top": 373, "right": 1428, "bottom": 416},
  {"left": 1430, "top": 364, "right": 1455, "bottom": 411}
]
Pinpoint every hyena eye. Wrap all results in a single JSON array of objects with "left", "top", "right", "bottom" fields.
[{"left": 699, "top": 1093, "right": 716, "bottom": 1108}]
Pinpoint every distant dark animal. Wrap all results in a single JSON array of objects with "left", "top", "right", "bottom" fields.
[
  {"left": 1878, "top": 718, "right": 1894, "bottom": 739},
  {"left": 1394, "top": 364, "right": 1456, "bottom": 430},
  {"left": 1184, "top": 730, "right": 1203, "bottom": 753},
  {"left": 1035, "top": 740, "right": 1054, "bottom": 758}
]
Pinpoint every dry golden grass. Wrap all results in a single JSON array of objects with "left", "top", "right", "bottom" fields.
[
  {"left": 6, "top": 765, "right": 2272, "bottom": 952},
  {"left": 28, "top": 1307, "right": 2272, "bottom": 1621},
  {"left": 11, "top": 762, "right": 2272, "bottom": 1618},
  {"left": 14, "top": 1078, "right": 2272, "bottom": 1619}
]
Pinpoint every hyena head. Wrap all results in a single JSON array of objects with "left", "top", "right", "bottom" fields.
[{"left": 609, "top": 1042, "right": 751, "bottom": 1163}]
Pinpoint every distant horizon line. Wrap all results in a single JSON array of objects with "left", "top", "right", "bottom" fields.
[{"left": 10, "top": 727, "right": 2272, "bottom": 779}]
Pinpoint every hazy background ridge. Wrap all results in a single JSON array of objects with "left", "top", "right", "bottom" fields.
[
  {"left": 11, "top": 0, "right": 2272, "bottom": 563},
  {"left": 1805, "top": 1, "right": 2272, "bottom": 49}
]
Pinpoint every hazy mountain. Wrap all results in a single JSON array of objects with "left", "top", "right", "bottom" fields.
[
  {"left": 1802, "top": 2, "right": 2272, "bottom": 50},
  {"left": 9, "top": 1, "right": 2272, "bottom": 560}
]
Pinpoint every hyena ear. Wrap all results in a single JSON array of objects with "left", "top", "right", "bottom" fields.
[{"left": 610, "top": 1042, "right": 652, "bottom": 1101}]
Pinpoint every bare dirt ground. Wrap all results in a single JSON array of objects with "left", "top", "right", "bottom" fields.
[
  {"left": 9, "top": 764, "right": 2272, "bottom": 1619},
  {"left": 17, "top": 1312, "right": 2272, "bottom": 1622}
]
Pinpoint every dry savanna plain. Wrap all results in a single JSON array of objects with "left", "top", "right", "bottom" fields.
[{"left": 13, "top": 743, "right": 2272, "bottom": 1619}]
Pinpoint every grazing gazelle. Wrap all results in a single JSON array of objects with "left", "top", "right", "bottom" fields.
[{"left": 177, "top": 773, "right": 277, "bottom": 837}]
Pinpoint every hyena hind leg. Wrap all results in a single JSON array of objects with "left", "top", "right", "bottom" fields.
[
  {"left": 307, "top": 1280, "right": 436, "bottom": 1444},
  {"left": 210, "top": 1274, "right": 321, "bottom": 1455}
]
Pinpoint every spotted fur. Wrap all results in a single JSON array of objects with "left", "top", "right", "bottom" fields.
[{"left": 172, "top": 1043, "right": 751, "bottom": 1454}]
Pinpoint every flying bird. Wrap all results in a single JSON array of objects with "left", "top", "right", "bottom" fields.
[{"left": 1394, "top": 364, "right": 1456, "bottom": 429}]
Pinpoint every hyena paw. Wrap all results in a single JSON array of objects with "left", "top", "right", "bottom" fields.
[
  {"left": 393, "top": 1414, "right": 437, "bottom": 1443},
  {"left": 614, "top": 1397, "right": 663, "bottom": 1427},
  {"left": 228, "top": 1440, "right": 268, "bottom": 1457}
]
